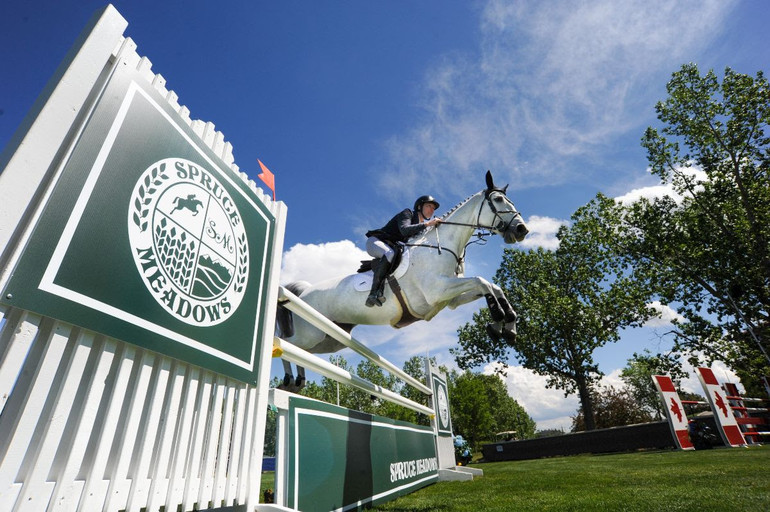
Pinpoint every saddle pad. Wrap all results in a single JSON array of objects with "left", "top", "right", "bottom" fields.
[{"left": 352, "top": 247, "right": 410, "bottom": 292}]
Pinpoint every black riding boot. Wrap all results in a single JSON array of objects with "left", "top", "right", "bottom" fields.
[{"left": 365, "top": 257, "right": 390, "bottom": 307}]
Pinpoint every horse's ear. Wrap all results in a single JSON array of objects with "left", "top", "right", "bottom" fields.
[
  {"left": 485, "top": 170, "right": 494, "bottom": 190},
  {"left": 503, "top": 184, "right": 509, "bottom": 194}
]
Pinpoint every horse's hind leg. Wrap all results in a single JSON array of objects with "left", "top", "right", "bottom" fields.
[
  {"left": 282, "top": 359, "right": 294, "bottom": 388},
  {"left": 295, "top": 366, "right": 306, "bottom": 389}
]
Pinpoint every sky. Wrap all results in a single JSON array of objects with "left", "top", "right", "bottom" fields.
[{"left": 2, "top": 0, "right": 768, "bottom": 430}]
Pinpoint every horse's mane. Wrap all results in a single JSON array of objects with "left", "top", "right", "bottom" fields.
[
  {"left": 406, "top": 190, "right": 482, "bottom": 243},
  {"left": 439, "top": 190, "right": 482, "bottom": 220}
]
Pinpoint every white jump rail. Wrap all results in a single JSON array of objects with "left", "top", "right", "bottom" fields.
[
  {"left": 273, "top": 337, "right": 434, "bottom": 416},
  {"left": 276, "top": 285, "right": 433, "bottom": 396}
]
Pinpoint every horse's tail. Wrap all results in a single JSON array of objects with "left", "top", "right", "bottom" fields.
[{"left": 276, "top": 281, "right": 311, "bottom": 338}]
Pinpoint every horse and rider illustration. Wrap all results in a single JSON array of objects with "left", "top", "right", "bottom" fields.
[{"left": 171, "top": 194, "right": 204, "bottom": 216}]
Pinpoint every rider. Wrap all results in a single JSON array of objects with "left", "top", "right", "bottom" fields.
[{"left": 364, "top": 195, "right": 442, "bottom": 307}]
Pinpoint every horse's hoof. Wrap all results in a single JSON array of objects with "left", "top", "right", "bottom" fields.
[
  {"left": 485, "top": 294, "right": 505, "bottom": 322},
  {"left": 283, "top": 373, "right": 293, "bottom": 387},
  {"left": 295, "top": 375, "right": 305, "bottom": 389},
  {"left": 486, "top": 323, "right": 502, "bottom": 343},
  {"left": 502, "top": 328, "right": 517, "bottom": 343}
]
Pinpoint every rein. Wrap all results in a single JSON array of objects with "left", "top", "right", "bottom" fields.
[{"left": 405, "top": 190, "right": 522, "bottom": 269}]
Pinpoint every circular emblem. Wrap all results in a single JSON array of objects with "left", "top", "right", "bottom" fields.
[
  {"left": 128, "top": 157, "right": 248, "bottom": 326},
  {"left": 437, "top": 385, "right": 449, "bottom": 427}
]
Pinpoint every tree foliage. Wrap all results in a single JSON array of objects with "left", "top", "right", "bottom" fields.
[
  {"left": 608, "top": 64, "right": 770, "bottom": 389},
  {"left": 454, "top": 202, "right": 657, "bottom": 430},
  {"left": 620, "top": 350, "right": 689, "bottom": 420},
  {"left": 448, "top": 371, "right": 536, "bottom": 450},
  {"left": 571, "top": 385, "right": 654, "bottom": 432},
  {"left": 301, "top": 356, "right": 421, "bottom": 423}
]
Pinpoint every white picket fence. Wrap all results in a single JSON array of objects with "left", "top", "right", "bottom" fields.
[{"left": 0, "top": 304, "right": 264, "bottom": 511}]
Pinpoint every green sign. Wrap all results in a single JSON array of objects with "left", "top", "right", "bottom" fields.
[
  {"left": 286, "top": 395, "right": 438, "bottom": 511},
  {"left": 1, "top": 63, "right": 277, "bottom": 384},
  {"left": 431, "top": 373, "right": 452, "bottom": 436}
]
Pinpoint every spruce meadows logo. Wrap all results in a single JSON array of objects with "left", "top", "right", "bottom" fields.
[
  {"left": 437, "top": 385, "right": 449, "bottom": 426},
  {"left": 128, "top": 157, "right": 249, "bottom": 326}
]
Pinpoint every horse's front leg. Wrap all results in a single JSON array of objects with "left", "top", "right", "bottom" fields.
[{"left": 440, "top": 276, "right": 517, "bottom": 342}]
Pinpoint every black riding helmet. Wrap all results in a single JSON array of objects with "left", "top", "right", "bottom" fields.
[{"left": 414, "top": 195, "right": 440, "bottom": 212}]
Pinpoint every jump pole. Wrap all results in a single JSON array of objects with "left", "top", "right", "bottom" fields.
[
  {"left": 272, "top": 337, "right": 434, "bottom": 417},
  {"left": 277, "top": 286, "right": 432, "bottom": 396}
]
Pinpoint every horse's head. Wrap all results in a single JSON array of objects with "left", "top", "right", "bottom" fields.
[{"left": 483, "top": 171, "right": 528, "bottom": 244}]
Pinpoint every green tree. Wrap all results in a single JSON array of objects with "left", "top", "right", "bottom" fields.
[
  {"left": 449, "top": 372, "right": 495, "bottom": 450},
  {"left": 613, "top": 64, "right": 770, "bottom": 390},
  {"left": 454, "top": 202, "right": 657, "bottom": 430},
  {"left": 571, "top": 386, "right": 654, "bottom": 431},
  {"left": 301, "top": 355, "right": 357, "bottom": 406},
  {"left": 478, "top": 373, "right": 536, "bottom": 441},
  {"left": 620, "top": 350, "right": 689, "bottom": 420},
  {"left": 449, "top": 372, "right": 536, "bottom": 450},
  {"left": 301, "top": 356, "right": 430, "bottom": 423}
]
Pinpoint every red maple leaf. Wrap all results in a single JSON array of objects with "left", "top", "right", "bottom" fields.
[
  {"left": 714, "top": 391, "right": 728, "bottom": 417},
  {"left": 670, "top": 398, "right": 682, "bottom": 422}
]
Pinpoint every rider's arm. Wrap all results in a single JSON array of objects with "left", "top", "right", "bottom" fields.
[{"left": 397, "top": 210, "right": 429, "bottom": 238}]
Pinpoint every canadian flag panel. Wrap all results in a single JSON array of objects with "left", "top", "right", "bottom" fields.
[
  {"left": 652, "top": 375, "right": 694, "bottom": 450},
  {"left": 696, "top": 367, "right": 745, "bottom": 447}
]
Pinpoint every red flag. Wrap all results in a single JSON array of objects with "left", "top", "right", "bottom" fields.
[{"left": 257, "top": 159, "right": 276, "bottom": 200}]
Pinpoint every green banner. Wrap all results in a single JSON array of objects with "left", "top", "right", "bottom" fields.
[
  {"left": 2, "top": 62, "right": 276, "bottom": 384},
  {"left": 286, "top": 395, "right": 438, "bottom": 511},
  {"left": 431, "top": 373, "right": 453, "bottom": 436}
]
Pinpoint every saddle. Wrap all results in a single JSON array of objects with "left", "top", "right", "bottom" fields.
[
  {"left": 357, "top": 241, "right": 404, "bottom": 275},
  {"left": 356, "top": 243, "right": 421, "bottom": 329}
]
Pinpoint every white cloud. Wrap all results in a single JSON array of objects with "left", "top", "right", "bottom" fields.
[
  {"left": 377, "top": 0, "right": 736, "bottom": 200},
  {"left": 485, "top": 363, "right": 580, "bottom": 431},
  {"left": 517, "top": 215, "right": 567, "bottom": 250},
  {"left": 678, "top": 358, "right": 744, "bottom": 396},
  {"left": 280, "top": 240, "right": 368, "bottom": 284},
  {"left": 615, "top": 166, "right": 708, "bottom": 205},
  {"left": 644, "top": 301, "right": 687, "bottom": 328}
]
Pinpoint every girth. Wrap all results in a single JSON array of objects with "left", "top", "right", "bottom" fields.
[{"left": 387, "top": 276, "right": 422, "bottom": 328}]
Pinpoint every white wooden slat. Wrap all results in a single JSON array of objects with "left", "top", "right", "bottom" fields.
[
  {"left": 212, "top": 130, "right": 226, "bottom": 159},
  {"left": 49, "top": 336, "right": 115, "bottom": 512},
  {"left": 197, "top": 374, "right": 226, "bottom": 508},
  {"left": 135, "top": 56, "right": 155, "bottom": 83},
  {"left": 151, "top": 73, "right": 167, "bottom": 97},
  {"left": 0, "top": 319, "right": 68, "bottom": 505},
  {"left": 222, "top": 141, "right": 234, "bottom": 165},
  {"left": 245, "top": 385, "right": 269, "bottom": 512},
  {"left": 190, "top": 119, "right": 205, "bottom": 138},
  {"left": 181, "top": 371, "right": 214, "bottom": 511},
  {"left": 0, "top": 309, "right": 41, "bottom": 417},
  {"left": 235, "top": 387, "right": 257, "bottom": 503},
  {"left": 15, "top": 329, "right": 95, "bottom": 512},
  {"left": 145, "top": 362, "right": 186, "bottom": 512},
  {"left": 178, "top": 105, "right": 191, "bottom": 124},
  {"left": 212, "top": 380, "right": 237, "bottom": 506},
  {"left": 124, "top": 356, "right": 173, "bottom": 512},
  {"left": 224, "top": 383, "right": 248, "bottom": 505},
  {"left": 101, "top": 350, "right": 156, "bottom": 512},
  {"left": 165, "top": 90, "right": 180, "bottom": 110},
  {"left": 201, "top": 121, "right": 216, "bottom": 148},
  {"left": 164, "top": 367, "right": 201, "bottom": 511},
  {"left": 76, "top": 341, "right": 134, "bottom": 511}
]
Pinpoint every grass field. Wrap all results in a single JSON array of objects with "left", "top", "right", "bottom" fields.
[{"left": 372, "top": 445, "right": 770, "bottom": 511}]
